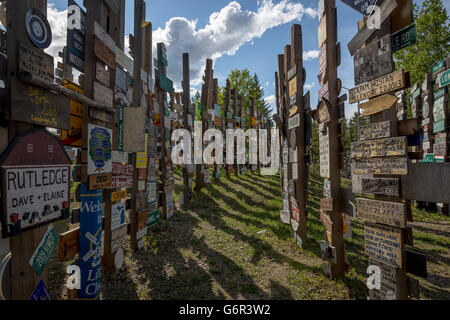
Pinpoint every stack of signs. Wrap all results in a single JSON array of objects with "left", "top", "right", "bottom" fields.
[
  {"left": 421, "top": 74, "right": 434, "bottom": 154},
  {"left": 87, "top": 124, "right": 113, "bottom": 190},
  {"left": 66, "top": 0, "right": 86, "bottom": 73},
  {"left": 61, "top": 81, "right": 84, "bottom": 147},
  {"left": 432, "top": 61, "right": 449, "bottom": 161},
  {"left": 0, "top": 129, "right": 71, "bottom": 238},
  {"left": 351, "top": 121, "right": 408, "bottom": 300}
]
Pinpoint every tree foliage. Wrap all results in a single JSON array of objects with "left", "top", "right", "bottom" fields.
[{"left": 394, "top": 0, "right": 450, "bottom": 86}]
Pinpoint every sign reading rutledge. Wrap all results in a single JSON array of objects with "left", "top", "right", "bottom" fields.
[{"left": 0, "top": 128, "right": 71, "bottom": 238}]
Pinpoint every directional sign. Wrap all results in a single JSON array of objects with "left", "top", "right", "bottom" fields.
[
  {"left": 360, "top": 121, "right": 393, "bottom": 141},
  {"left": 29, "top": 224, "right": 59, "bottom": 275},
  {"left": 392, "top": 23, "right": 416, "bottom": 53},
  {"left": 351, "top": 137, "right": 407, "bottom": 158},
  {"left": 340, "top": 0, "right": 377, "bottom": 16},
  {"left": 437, "top": 69, "right": 450, "bottom": 88}
]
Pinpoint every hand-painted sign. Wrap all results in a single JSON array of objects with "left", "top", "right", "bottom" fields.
[
  {"left": 357, "top": 198, "right": 406, "bottom": 228},
  {"left": 60, "top": 81, "right": 83, "bottom": 147},
  {"left": 79, "top": 183, "right": 102, "bottom": 300},
  {"left": 0, "top": 128, "right": 71, "bottom": 238},
  {"left": 354, "top": 34, "right": 393, "bottom": 85},
  {"left": 360, "top": 121, "right": 392, "bottom": 141},
  {"left": 349, "top": 70, "right": 406, "bottom": 104},
  {"left": 320, "top": 211, "right": 333, "bottom": 233},
  {"left": 111, "top": 224, "right": 127, "bottom": 253},
  {"left": 289, "top": 77, "right": 297, "bottom": 96},
  {"left": 87, "top": 124, "right": 112, "bottom": 175},
  {"left": 11, "top": 78, "right": 70, "bottom": 129},
  {"left": 136, "top": 210, "right": 148, "bottom": 240},
  {"left": 111, "top": 202, "right": 126, "bottom": 231},
  {"left": 29, "top": 279, "right": 51, "bottom": 300},
  {"left": 354, "top": 177, "right": 399, "bottom": 196},
  {"left": 66, "top": 0, "right": 86, "bottom": 73},
  {"left": 364, "top": 223, "right": 403, "bottom": 268},
  {"left": 29, "top": 224, "right": 58, "bottom": 275},
  {"left": 392, "top": 23, "right": 416, "bottom": 53},
  {"left": 319, "top": 123, "right": 330, "bottom": 178},
  {"left": 19, "top": 43, "right": 54, "bottom": 82},
  {"left": 351, "top": 137, "right": 407, "bottom": 158},
  {"left": 353, "top": 157, "right": 408, "bottom": 175}
]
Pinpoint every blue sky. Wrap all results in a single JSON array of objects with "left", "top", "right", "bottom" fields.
[{"left": 46, "top": 0, "right": 449, "bottom": 119}]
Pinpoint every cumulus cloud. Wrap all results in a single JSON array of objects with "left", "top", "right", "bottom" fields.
[
  {"left": 304, "top": 83, "right": 315, "bottom": 90},
  {"left": 303, "top": 50, "right": 320, "bottom": 61},
  {"left": 264, "top": 94, "right": 276, "bottom": 114},
  {"left": 45, "top": 4, "right": 68, "bottom": 71},
  {"left": 153, "top": 0, "right": 317, "bottom": 87}
]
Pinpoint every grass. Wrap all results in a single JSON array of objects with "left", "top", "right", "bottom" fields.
[{"left": 48, "top": 166, "right": 450, "bottom": 300}]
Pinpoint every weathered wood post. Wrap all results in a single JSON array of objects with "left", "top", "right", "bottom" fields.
[
  {"left": 182, "top": 53, "right": 193, "bottom": 204},
  {"left": 225, "top": 79, "right": 233, "bottom": 178}
]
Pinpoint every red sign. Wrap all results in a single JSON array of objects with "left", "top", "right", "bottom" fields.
[{"left": 112, "top": 162, "right": 133, "bottom": 176}]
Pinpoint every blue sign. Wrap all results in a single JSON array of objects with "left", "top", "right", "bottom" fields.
[
  {"left": 340, "top": 0, "right": 377, "bottom": 16},
  {"left": 30, "top": 280, "right": 51, "bottom": 300},
  {"left": 78, "top": 183, "right": 102, "bottom": 300}
]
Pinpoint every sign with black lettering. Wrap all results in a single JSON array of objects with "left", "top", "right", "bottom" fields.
[
  {"left": 357, "top": 198, "right": 407, "bottom": 228},
  {"left": 364, "top": 223, "right": 403, "bottom": 268},
  {"left": 0, "top": 128, "right": 71, "bottom": 238}
]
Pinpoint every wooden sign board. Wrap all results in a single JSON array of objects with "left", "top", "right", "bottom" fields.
[
  {"left": 19, "top": 43, "right": 54, "bottom": 82},
  {"left": 123, "top": 107, "right": 146, "bottom": 152},
  {"left": 360, "top": 121, "right": 393, "bottom": 141},
  {"left": 289, "top": 77, "right": 297, "bottom": 96},
  {"left": 288, "top": 114, "right": 300, "bottom": 130},
  {"left": 354, "top": 177, "right": 400, "bottom": 196},
  {"left": 354, "top": 34, "right": 394, "bottom": 86},
  {"left": 96, "top": 62, "right": 110, "bottom": 86},
  {"left": 390, "top": 0, "right": 414, "bottom": 34},
  {"left": 318, "top": 15, "right": 327, "bottom": 48},
  {"left": 320, "top": 197, "right": 333, "bottom": 212},
  {"left": 93, "top": 81, "right": 113, "bottom": 109},
  {"left": 11, "top": 78, "right": 70, "bottom": 129},
  {"left": 318, "top": 44, "right": 327, "bottom": 85},
  {"left": 89, "top": 173, "right": 112, "bottom": 190},
  {"left": 58, "top": 227, "right": 79, "bottom": 262},
  {"left": 364, "top": 223, "right": 403, "bottom": 268},
  {"left": 316, "top": 98, "right": 331, "bottom": 123},
  {"left": 351, "top": 137, "right": 407, "bottom": 158},
  {"left": 287, "top": 65, "right": 297, "bottom": 80},
  {"left": 368, "top": 258, "right": 401, "bottom": 300},
  {"left": 318, "top": 82, "right": 329, "bottom": 99},
  {"left": 320, "top": 211, "right": 333, "bottom": 233},
  {"left": 111, "top": 224, "right": 127, "bottom": 252},
  {"left": 289, "top": 105, "right": 298, "bottom": 117},
  {"left": 94, "top": 36, "right": 116, "bottom": 70},
  {"left": 357, "top": 198, "right": 407, "bottom": 228},
  {"left": 353, "top": 157, "right": 408, "bottom": 175},
  {"left": 349, "top": 70, "right": 407, "bottom": 104},
  {"left": 0, "top": 129, "right": 71, "bottom": 238},
  {"left": 319, "top": 124, "right": 330, "bottom": 178}
]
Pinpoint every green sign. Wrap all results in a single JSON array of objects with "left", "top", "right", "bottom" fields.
[
  {"left": 433, "top": 119, "right": 446, "bottom": 133},
  {"left": 433, "top": 96, "right": 445, "bottom": 122},
  {"left": 433, "top": 60, "right": 446, "bottom": 74},
  {"left": 160, "top": 74, "right": 174, "bottom": 94},
  {"left": 118, "top": 105, "right": 124, "bottom": 151},
  {"left": 435, "top": 156, "right": 445, "bottom": 163},
  {"left": 29, "top": 225, "right": 58, "bottom": 276},
  {"left": 420, "top": 153, "right": 434, "bottom": 163},
  {"left": 434, "top": 88, "right": 445, "bottom": 100},
  {"left": 147, "top": 209, "right": 160, "bottom": 227},
  {"left": 392, "top": 23, "right": 416, "bottom": 53},
  {"left": 437, "top": 69, "right": 450, "bottom": 88}
]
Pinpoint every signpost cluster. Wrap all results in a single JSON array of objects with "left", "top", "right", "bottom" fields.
[{"left": 346, "top": 0, "right": 428, "bottom": 299}]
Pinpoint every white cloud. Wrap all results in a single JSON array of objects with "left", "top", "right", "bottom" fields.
[
  {"left": 303, "top": 50, "right": 320, "bottom": 61},
  {"left": 153, "top": 0, "right": 317, "bottom": 87},
  {"left": 304, "top": 83, "right": 315, "bottom": 90},
  {"left": 265, "top": 94, "right": 276, "bottom": 114},
  {"left": 45, "top": 4, "right": 67, "bottom": 73}
]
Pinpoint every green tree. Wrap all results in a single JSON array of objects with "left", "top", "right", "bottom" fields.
[{"left": 394, "top": 0, "right": 450, "bottom": 86}]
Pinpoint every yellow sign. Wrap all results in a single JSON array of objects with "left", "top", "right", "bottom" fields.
[
  {"left": 63, "top": 80, "right": 83, "bottom": 117},
  {"left": 289, "top": 105, "right": 298, "bottom": 117},
  {"left": 111, "top": 190, "right": 127, "bottom": 202},
  {"left": 251, "top": 117, "right": 257, "bottom": 127},
  {"left": 289, "top": 77, "right": 297, "bottom": 96},
  {"left": 136, "top": 134, "right": 148, "bottom": 169},
  {"left": 61, "top": 115, "right": 82, "bottom": 147}
]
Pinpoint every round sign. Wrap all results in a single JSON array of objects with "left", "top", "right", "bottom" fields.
[
  {"left": 114, "top": 248, "right": 124, "bottom": 270},
  {"left": 290, "top": 130, "right": 297, "bottom": 147},
  {"left": 25, "top": 8, "right": 52, "bottom": 49}
]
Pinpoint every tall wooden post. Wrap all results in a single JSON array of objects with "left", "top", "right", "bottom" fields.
[
  {"left": 212, "top": 78, "right": 219, "bottom": 179},
  {"left": 182, "top": 53, "right": 192, "bottom": 203},
  {"left": 225, "top": 79, "right": 232, "bottom": 178},
  {"left": 323, "top": 0, "right": 345, "bottom": 279},
  {"left": 290, "top": 25, "right": 307, "bottom": 245},
  {"left": 233, "top": 88, "right": 240, "bottom": 176}
]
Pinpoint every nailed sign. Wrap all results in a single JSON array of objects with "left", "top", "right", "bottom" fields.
[
  {"left": 357, "top": 198, "right": 406, "bottom": 228},
  {"left": 93, "top": 81, "right": 113, "bottom": 109},
  {"left": 354, "top": 34, "right": 393, "bottom": 86},
  {"left": 19, "top": 43, "right": 54, "bottom": 82},
  {"left": 349, "top": 70, "right": 406, "bottom": 104},
  {"left": 318, "top": 44, "right": 327, "bottom": 85},
  {"left": 319, "top": 124, "right": 330, "bottom": 178},
  {"left": 288, "top": 114, "right": 300, "bottom": 130},
  {"left": 11, "top": 78, "right": 70, "bottom": 130},
  {"left": 66, "top": 0, "right": 86, "bottom": 73},
  {"left": 289, "top": 77, "right": 297, "bottom": 96},
  {"left": 364, "top": 223, "right": 403, "bottom": 268},
  {"left": 358, "top": 177, "right": 400, "bottom": 196},
  {"left": 436, "top": 69, "right": 450, "bottom": 88},
  {"left": 0, "top": 128, "right": 71, "bottom": 238},
  {"left": 94, "top": 36, "right": 116, "bottom": 70},
  {"left": 123, "top": 107, "right": 147, "bottom": 153},
  {"left": 29, "top": 224, "right": 58, "bottom": 275},
  {"left": 392, "top": 23, "right": 416, "bottom": 53},
  {"left": 360, "top": 121, "right": 392, "bottom": 141},
  {"left": 353, "top": 157, "right": 408, "bottom": 175},
  {"left": 340, "top": 0, "right": 377, "bottom": 16},
  {"left": 351, "top": 137, "right": 407, "bottom": 158},
  {"left": 87, "top": 124, "right": 112, "bottom": 175}
]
